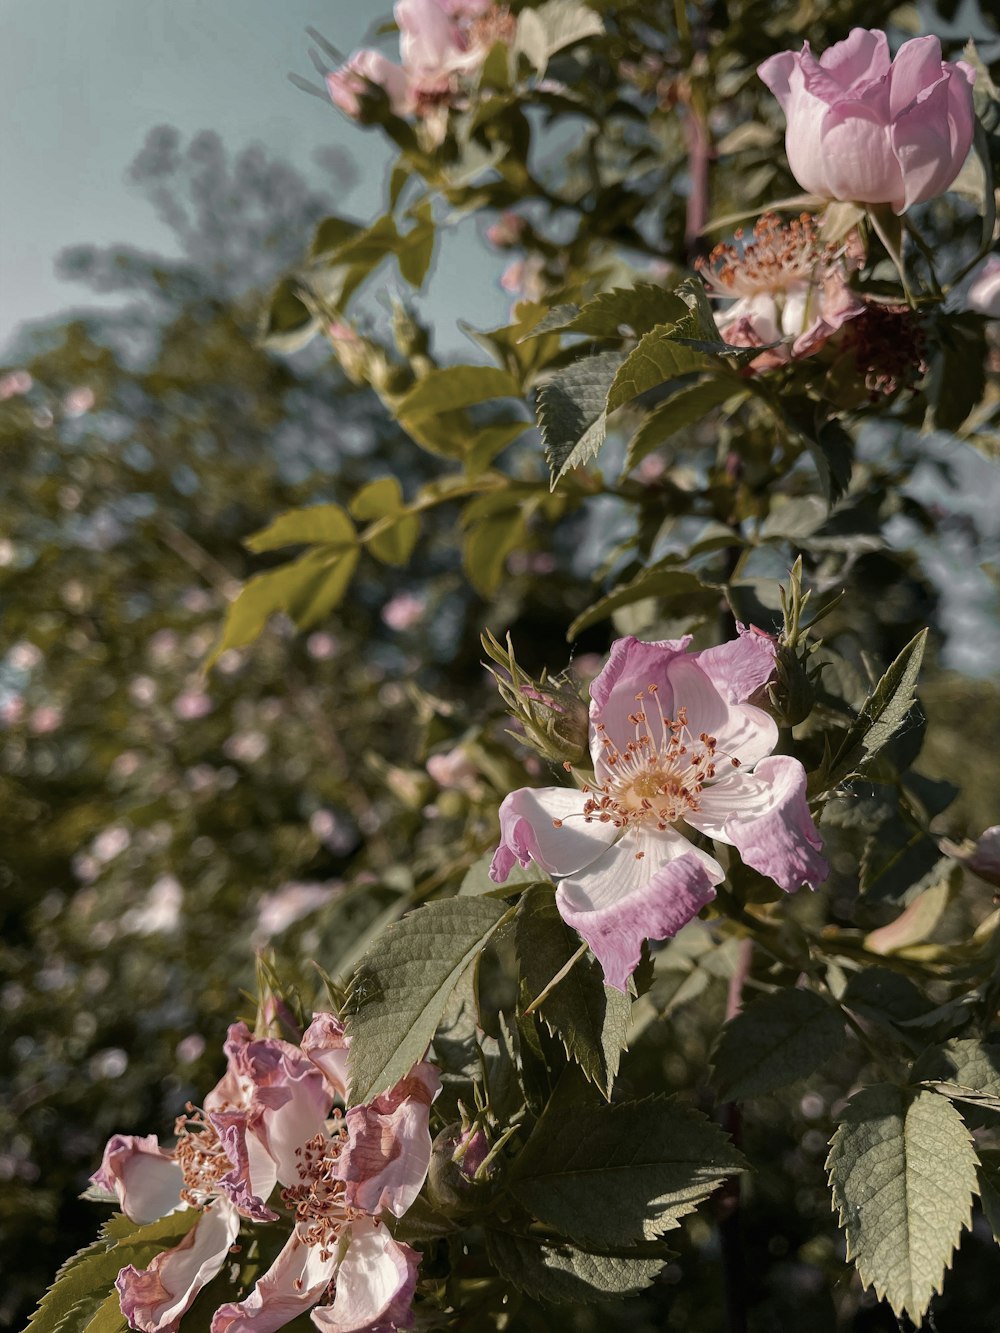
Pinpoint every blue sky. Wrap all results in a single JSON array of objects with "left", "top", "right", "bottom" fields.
[{"left": 0, "top": 0, "right": 509, "bottom": 355}]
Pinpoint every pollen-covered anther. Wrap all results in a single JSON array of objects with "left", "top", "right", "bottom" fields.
[{"left": 173, "top": 1108, "right": 231, "bottom": 1204}]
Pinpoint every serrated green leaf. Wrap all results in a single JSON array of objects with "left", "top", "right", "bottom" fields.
[
  {"left": 516, "top": 886, "right": 631, "bottom": 1098},
  {"left": 523, "top": 284, "right": 688, "bottom": 342},
  {"left": 345, "top": 896, "right": 514, "bottom": 1103},
  {"left": 245, "top": 503, "right": 356, "bottom": 553},
  {"left": 25, "top": 1212, "right": 199, "bottom": 1333},
  {"left": 624, "top": 377, "right": 744, "bottom": 473},
  {"left": 537, "top": 350, "right": 624, "bottom": 486},
  {"left": 826, "top": 630, "right": 928, "bottom": 786},
  {"left": 712, "top": 988, "right": 845, "bottom": 1101},
  {"left": 912, "top": 1039, "right": 1000, "bottom": 1125},
  {"left": 210, "top": 545, "right": 359, "bottom": 663},
  {"left": 507, "top": 1095, "right": 745, "bottom": 1245},
  {"left": 485, "top": 1229, "right": 670, "bottom": 1302},
  {"left": 395, "top": 365, "right": 519, "bottom": 419},
  {"left": 827, "top": 1084, "right": 978, "bottom": 1321},
  {"left": 605, "top": 322, "right": 720, "bottom": 413},
  {"left": 81, "top": 1293, "right": 127, "bottom": 1333},
  {"left": 567, "top": 567, "right": 714, "bottom": 640}
]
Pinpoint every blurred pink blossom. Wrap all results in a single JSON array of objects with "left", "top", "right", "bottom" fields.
[{"left": 382, "top": 591, "right": 427, "bottom": 631}]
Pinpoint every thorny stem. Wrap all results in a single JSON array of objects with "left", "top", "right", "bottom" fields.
[{"left": 718, "top": 936, "right": 752, "bottom": 1333}]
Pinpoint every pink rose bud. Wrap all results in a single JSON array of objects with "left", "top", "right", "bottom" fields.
[{"left": 759, "top": 30, "right": 975, "bottom": 214}]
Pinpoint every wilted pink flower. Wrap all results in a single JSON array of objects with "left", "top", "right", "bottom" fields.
[
  {"left": 490, "top": 630, "right": 828, "bottom": 990},
  {"left": 210, "top": 1028, "right": 437, "bottom": 1333},
  {"left": 93, "top": 1024, "right": 334, "bottom": 1332},
  {"left": 964, "top": 255, "right": 1000, "bottom": 318},
  {"left": 759, "top": 30, "right": 975, "bottom": 214},
  {"left": 116, "top": 1198, "right": 240, "bottom": 1333},
  {"left": 699, "top": 212, "right": 864, "bottom": 370}
]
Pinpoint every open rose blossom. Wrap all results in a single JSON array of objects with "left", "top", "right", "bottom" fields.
[
  {"left": 758, "top": 30, "right": 975, "bottom": 214},
  {"left": 698, "top": 212, "right": 864, "bottom": 370},
  {"left": 490, "top": 630, "right": 828, "bottom": 990}
]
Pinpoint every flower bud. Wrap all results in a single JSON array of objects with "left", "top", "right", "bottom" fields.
[{"left": 426, "top": 1123, "right": 495, "bottom": 1215}]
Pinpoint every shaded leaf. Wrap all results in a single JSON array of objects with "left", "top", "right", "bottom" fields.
[
  {"left": 508, "top": 1095, "right": 745, "bottom": 1245},
  {"left": 625, "top": 377, "right": 744, "bottom": 472},
  {"left": 825, "top": 630, "right": 928, "bottom": 786},
  {"left": 485, "top": 1229, "right": 670, "bottom": 1303},
  {"left": 522, "top": 284, "right": 688, "bottom": 342},
  {"left": 345, "top": 896, "right": 514, "bottom": 1103},
  {"left": 516, "top": 886, "right": 631, "bottom": 1099},
  {"left": 712, "top": 988, "right": 845, "bottom": 1101},
  {"left": 827, "top": 1084, "right": 977, "bottom": 1321},
  {"left": 567, "top": 567, "right": 714, "bottom": 640}
]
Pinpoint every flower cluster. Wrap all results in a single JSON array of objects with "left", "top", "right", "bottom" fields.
[
  {"left": 326, "top": 0, "right": 514, "bottom": 143},
  {"left": 490, "top": 630, "right": 828, "bottom": 991},
  {"left": 92, "top": 1015, "right": 439, "bottom": 1333}
]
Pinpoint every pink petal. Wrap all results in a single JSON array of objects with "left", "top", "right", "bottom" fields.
[
  {"left": 302, "top": 1013, "right": 352, "bottom": 1102},
  {"left": 815, "top": 101, "right": 901, "bottom": 205},
  {"left": 757, "top": 50, "right": 798, "bottom": 112},
  {"left": 217, "top": 1024, "right": 332, "bottom": 1187},
  {"left": 588, "top": 635, "right": 692, "bottom": 749},
  {"left": 818, "top": 28, "right": 891, "bottom": 88},
  {"left": 891, "top": 63, "right": 975, "bottom": 210},
  {"left": 694, "top": 623, "right": 776, "bottom": 706},
  {"left": 662, "top": 653, "right": 778, "bottom": 771},
  {"left": 888, "top": 35, "right": 945, "bottom": 118},
  {"left": 91, "top": 1134, "right": 184, "bottom": 1226},
  {"left": 311, "top": 1220, "right": 419, "bottom": 1333},
  {"left": 555, "top": 828, "right": 723, "bottom": 991},
  {"left": 489, "top": 785, "right": 617, "bottom": 882},
  {"left": 117, "top": 1198, "right": 239, "bottom": 1333},
  {"left": 965, "top": 256, "right": 1000, "bottom": 319},
  {"left": 396, "top": 0, "right": 464, "bottom": 73},
  {"left": 211, "top": 1233, "right": 337, "bottom": 1333},
  {"left": 209, "top": 1109, "right": 279, "bottom": 1223},
  {"left": 686, "top": 755, "right": 828, "bottom": 892},
  {"left": 338, "top": 1064, "right": 440, "bottom": 1218}
]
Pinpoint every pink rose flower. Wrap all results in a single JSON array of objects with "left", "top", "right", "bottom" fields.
[
  {"left": 759, "top": 30, "right": 975, "bottom": 214},
  {"left": 490, "top": 630, "right": 828, "bottom": 990}
]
